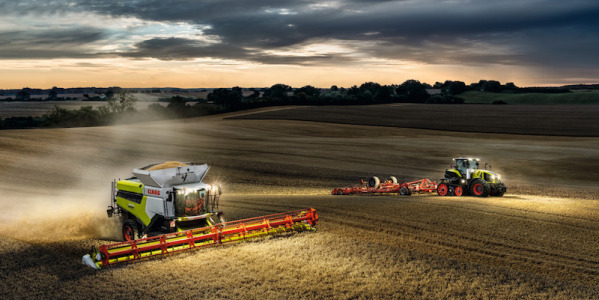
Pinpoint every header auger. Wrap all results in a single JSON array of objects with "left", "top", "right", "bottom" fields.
[{"left": 82, "top": 162, "right": 318, "bottom": 269}]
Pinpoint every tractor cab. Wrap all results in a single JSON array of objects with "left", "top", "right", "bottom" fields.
[{"left": 454, "top": 157, "right": 479, "bottom": 179}]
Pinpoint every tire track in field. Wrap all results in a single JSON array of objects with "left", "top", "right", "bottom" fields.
[{"left": 223, "top": 196, "right": 599, "bottom": 285}]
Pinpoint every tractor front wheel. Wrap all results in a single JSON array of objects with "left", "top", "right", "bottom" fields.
[
  {"left": 437, "top": 183, "right": 449, "bottom": 196},
  {"left": 454, "top": 186, "right": 464, "bottom": 197},
  {"left": 469, "top": 179, "right": 490, "bottom": 197}
]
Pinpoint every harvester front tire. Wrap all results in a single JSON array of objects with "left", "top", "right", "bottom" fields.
[
  {"left": 469, "top": 179, "right": 490, "bottom": 197},
  {"left": 369, "top": 176, "right": 380, "bottom": 188},
  {"left": 389, "top": 176, "right": 398, "bottom": 184},
  {"left": 122, "top": 220, "right": 140, "bottom": 241}
]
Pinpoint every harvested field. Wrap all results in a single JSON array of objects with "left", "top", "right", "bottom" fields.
[
  {"left": 230, "top": 104, "right": 599, "bottom": 136},
  {"left": 1, "top": 105, "right": 599, "bottom": 298},
  {"left": 0, "top": 101, "right": 166, "bottom": 118}
]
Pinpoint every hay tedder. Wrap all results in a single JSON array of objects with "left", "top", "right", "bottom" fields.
[
  {"left": 82, "top": 162, "right": 318, "bottom": 269},
  {"left": 332, "top": 176, "right": 438, "bottom": 196}
]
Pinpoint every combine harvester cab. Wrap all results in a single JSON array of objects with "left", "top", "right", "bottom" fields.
[{"left": 83, "top": 162, "right": 318, "bottom": 269}]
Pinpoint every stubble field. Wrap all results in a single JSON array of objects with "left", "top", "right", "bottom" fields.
[{"left": 1, "top": 104, "right": 598, "bottom": 298}]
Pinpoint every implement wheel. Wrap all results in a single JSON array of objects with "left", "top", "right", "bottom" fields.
[
  {"left": 399, "top": 187, "right": 411, "bottom": 196},
  {"left": 437, "top": 183, "right": 449, "bottom": 196},
  {"left": 368, "top": 176, "right": 380, "bottom": 188},
  {"left": 469, "top": 179, "right": 490, "bottom": 197},
  {"left": 336, "top": 189, "right": 344, "bottom": 195},
  {"left": 389, "top": 176, "right": 398, "bottom": 184}
]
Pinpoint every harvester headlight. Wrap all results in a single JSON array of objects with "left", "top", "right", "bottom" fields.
[
  {"left": 490, "top": 175, "right": 495, "bottom": 180},
  {"left": 460, "top": 179, "right": 466, "bottom": 184}
]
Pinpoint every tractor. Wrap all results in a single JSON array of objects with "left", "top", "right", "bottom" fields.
[{"left": 437, "top": 157, "right": 506, "bottom": 197}]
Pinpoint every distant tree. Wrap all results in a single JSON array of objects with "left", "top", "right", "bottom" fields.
[
  {"left": 397, "top": 80, "right": 430, "bottom": 102},
  {"left": 47, "top": 87, "right": 59, "bottom": 101},
  {"left": 484, "top": 80, "right": 502, "bottom": 92},
  {"left": 167, "top": 96, "right": 188, "bottom": 115},
  {"left": 294, "top": 85, "right": 320, "bottom": 97},
  {"left": 475, "top": 80, "right": 502, "bottom": 92},
  {"left": 16, "top": 89, "right": 31, "bottom": 101},
  {"left": 107, "top": 91, "right": 137, "bottom": 113},
  {"left": 503, "top": 82, "right": 518, "bottom": 90},
  {"left": 442, "top": 80, "right": 467, "bottom": 95},
  {"left": 207, "top": 88, "right": 242, "bottom": 107},
  {"left": 374, "top": 85, "right": 394, "bottom": 102},
  {"left": 105, "top": 88, "right": 115, "bottom": 99},
  {"left": 330, "top": 85, "right": 339, "bottom": 91},
  {"left": 268, "top": 84, "right": 292, "bottom": 101}
]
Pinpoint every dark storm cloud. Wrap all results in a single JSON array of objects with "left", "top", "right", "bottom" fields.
[
  {"left": 2, "top": 0, "right": 599, "bottom": 70},
  {"left": 121, "top": 37, "right": 358, "bottom": 65},
  {"left": 0, "top": 27, "right": 105, "bottom": 59}
]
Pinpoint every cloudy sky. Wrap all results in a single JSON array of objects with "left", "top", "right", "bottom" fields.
[{"left": 1, "top": 0, "right": 598, "bottom": 88}]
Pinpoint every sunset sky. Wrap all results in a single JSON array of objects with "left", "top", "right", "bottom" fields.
[{"left": 1, "top": 0, "right": 598, "bottom": 88}]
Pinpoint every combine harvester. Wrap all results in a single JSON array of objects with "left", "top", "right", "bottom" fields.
[
  {"left": 332, "top": 176, "right": 438, "bottom": 196},
  {"left": 82, "top": 162, "right": 318, "bottom": 269}
]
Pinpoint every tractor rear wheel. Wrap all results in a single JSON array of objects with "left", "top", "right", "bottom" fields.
[
  {"left": 469, "top": 179, "right": 490, "bottom": 197},
  {"left": 369, "top": 176, "right": 380, "bottom": 188},
  {"left": 437, "top": 183, "right": 449, "bottom": 196},
  {"left": 122, "top": 219, "right": 140, "bottom": 241}
]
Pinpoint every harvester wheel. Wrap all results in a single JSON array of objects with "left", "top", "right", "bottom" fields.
[
  {"left": 437, "top": 183, "right": 449, "bottom": 196},
  {"left": 469, "top": 179, "right": 490, "bottom": 197},
  {"left": 454, "top": 186, "right": 464, "bottom": 197},
  {"left": 389, "top": 176, "right": 398, "bottom": 184},
  {"left": 122, "top": 219, "right": 140, "bottom": 241},
  {"left": 399, "top": 187, "right": 411, "bottom": 196},
  {"left": 368, "top": 176, "right": 380, "bottom": 188}
]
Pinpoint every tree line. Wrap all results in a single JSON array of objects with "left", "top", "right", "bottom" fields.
[{"left": 0, "top": 79, "right": 570, "bottom": 130}]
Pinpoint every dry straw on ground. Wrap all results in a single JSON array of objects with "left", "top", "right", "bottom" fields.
[{"left": 1, "top": 105, "right": 598, "bottom": 298}]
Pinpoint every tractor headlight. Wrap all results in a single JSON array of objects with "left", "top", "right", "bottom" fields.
[
  {"left": 490, "top": 175, "right": 495, "bottom": 180},
  {"left": 460, "top": 179, "right": 466, "bottom": 184}
]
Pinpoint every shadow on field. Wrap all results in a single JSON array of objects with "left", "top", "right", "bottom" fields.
[{"left": 0, "top": 238, "right": 97, "bottom": 281}]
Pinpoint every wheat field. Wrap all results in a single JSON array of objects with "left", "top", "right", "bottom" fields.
[{"left": 1, "top": 105, "right": 598, "bottom": 298}]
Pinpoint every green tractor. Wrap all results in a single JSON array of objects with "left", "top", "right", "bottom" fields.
[{"left": 438, "top": 157, "right": 506, "bottom": 197}]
